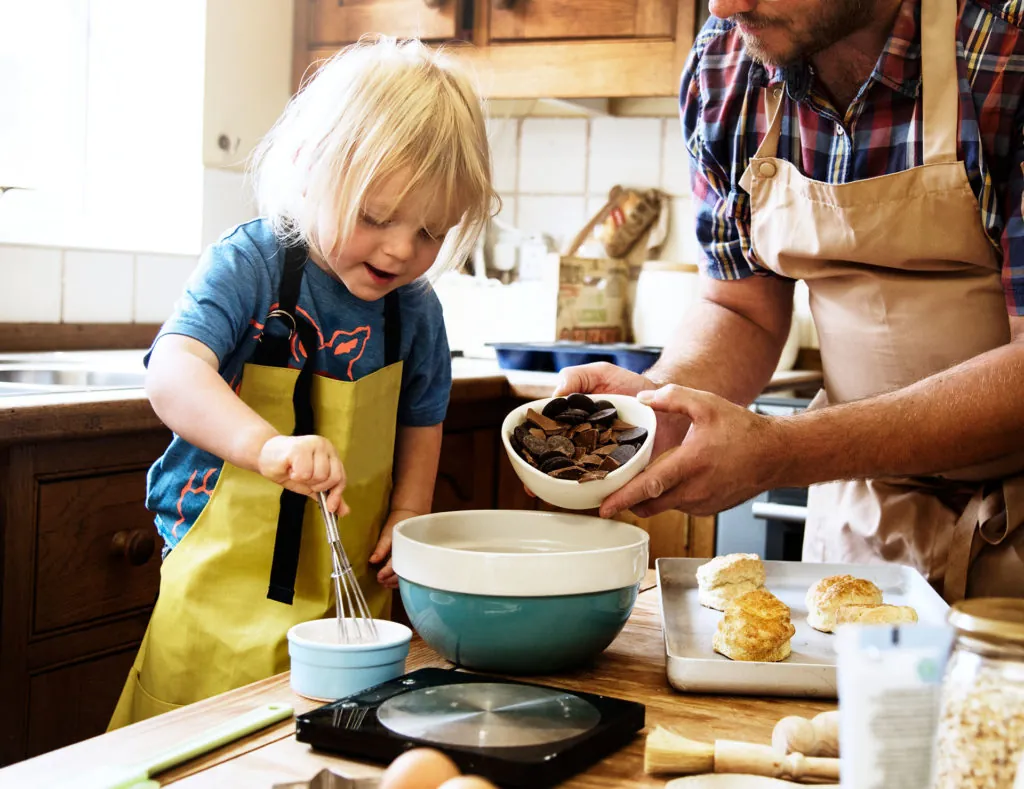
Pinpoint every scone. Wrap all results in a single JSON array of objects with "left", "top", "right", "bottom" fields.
[
  {"left": 696, "top": 553, "right": 766, "bottom": 611},
  {"left": 806, "top": 575, "right": 883, "bottom": 633},
  {"left": 835, "top": 603, "right": 918, "bottom": 626},
  {"left": 713, "top": 589, "right": 796, "bottom": 662}
]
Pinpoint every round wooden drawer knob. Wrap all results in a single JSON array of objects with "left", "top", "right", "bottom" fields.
[{"left": 111, "top": 529, "right": 156, "bottom": 566}]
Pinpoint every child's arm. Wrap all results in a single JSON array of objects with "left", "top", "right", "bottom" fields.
[
  {"left": 147, "top": 334, "right": 348, "bottom": 513},
  {"left": 370, "top": 423, "right": 443, "bottom": 589}
]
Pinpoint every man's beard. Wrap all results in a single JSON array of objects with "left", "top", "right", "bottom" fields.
[{"left": 736, "top": 0, "right": 872, "bottom": 66}]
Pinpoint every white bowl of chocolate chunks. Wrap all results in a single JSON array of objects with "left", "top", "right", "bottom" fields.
[{"left": 501, "top": 392, "right": 657, "bottom": 510}]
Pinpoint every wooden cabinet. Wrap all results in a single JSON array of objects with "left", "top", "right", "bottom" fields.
[
  {"left": 304, "top": 0, "right": 463, "bottom": 44},
  {"left": 295, "top": 0, "right": 701, "bottom": 98},
  {"left": 0, "top": 431, "right": 170, "bottom": 767},
  {"left": 489, "top": 0, "right": 674, "bottom": 42}
]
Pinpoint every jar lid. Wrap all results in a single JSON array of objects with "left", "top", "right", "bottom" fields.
[{"left": 948, "top": 598, "right": 1024, "bottom": 645}]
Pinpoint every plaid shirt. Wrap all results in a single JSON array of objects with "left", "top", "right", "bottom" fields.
[{"left": 681, "top": 0, "right": 1024, "bottom": 315}]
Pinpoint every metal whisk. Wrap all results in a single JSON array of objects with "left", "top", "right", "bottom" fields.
[{"left": 317, "top": 492, "right": 379, "bottom": 644}]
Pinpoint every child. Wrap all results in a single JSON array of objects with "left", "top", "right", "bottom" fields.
[{"left": 109, "top": 36, "right": 496, "bottom": 728}]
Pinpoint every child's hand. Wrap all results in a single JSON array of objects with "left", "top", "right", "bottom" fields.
[
  {"left": 371, "top": 510, "right": 420, "bottom": 590},
  {"left": 257, "top": 435, "right": 349, "bottom": 515}
]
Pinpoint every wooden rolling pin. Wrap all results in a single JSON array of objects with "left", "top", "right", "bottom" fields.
[
  {"left": 645, "top": 727, "right": 839, "bottom": 784},
  {"left": 772, "top": 711, "right": 839, "bottom": 758}
]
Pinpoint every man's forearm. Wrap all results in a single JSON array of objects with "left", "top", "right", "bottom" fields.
[
  {"left": 646, "top": 297, "right": 787, "bottom": 407},
  {"left": 771, "top": 340, "right": 1024, "bottom": 487}
]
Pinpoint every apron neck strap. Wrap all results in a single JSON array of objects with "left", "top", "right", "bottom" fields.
[
  {"left": 920, "top": 0, "right": 960, "bottom": 165},
  {"left": 746, "top": 0, "right": 959, "bottom": 169}
]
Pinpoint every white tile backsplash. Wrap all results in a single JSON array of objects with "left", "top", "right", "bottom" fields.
[
  {"left": 135, "top": 254, "right": 198, "bottom": 323},
  {"left": 64, "top": 250, "right": 135, "bottom": 323},
  {"left": 662, "top": 118, "right": 691, "bottom": 197},
  {"left": 487, "top": 118, "right": 519, "bottom": 193},
  {"left": 201, "top": 167, "right": 256, "bottom": 251},
  {"left": 0, "top": 246, "right": 63, "bottom": 322},
  {"left": 516, "top": 195, "right": 587, "bottom": 253},
  {"left": 659, "top": 196, "right": 699, "bottom": 264},
  {"left": 587, "top": 118, "right": 663, "bottom": 197},
  {"left": 518, "top": 118, "right": 588, "bottom": 194}
]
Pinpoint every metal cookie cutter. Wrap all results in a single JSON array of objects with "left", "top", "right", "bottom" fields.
[{"left": 272, "top": 770, "right": 380, "bottom": 789}]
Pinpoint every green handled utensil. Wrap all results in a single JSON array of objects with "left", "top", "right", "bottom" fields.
[{"left": 79, "top": 702, "right": 294, "bottom": 789}]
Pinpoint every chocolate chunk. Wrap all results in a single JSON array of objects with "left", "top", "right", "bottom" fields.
[
  {"left": 589, "top": 407, "right": 617, "bottom": 424},
  {"left": 549, "top": 465, "right": 586, "bottom": 480},
  {"left": 578, "top": 470, "right": 610, "bottom": 483},
  {"left": 567, "top": 393, "right": 597, "bottom": 414},
  {"left": 529, "top": 427, "right": 546, "bottom": 440},
  {"left": 599, "top": 456, "right": 621, "bottom": 472},
  {"left": 609, "top": 444, "right": 637, "bottom": 466},
  {"left": 579, "top": 453, "right": 605, "bottom": 468},
  {"left": 546, "top": 435, "right": 576, "bottom": 457},
  {"left": 610, "top": 418, "right": 633, "bottom": 430},
  {"left": 541, "top": 397, "right": 570, "bottom": 419},
  {"left": 615, "top": 427, "right": 648, "bottom": 446},
  {"left": 592, "top": 443, "right": 619, "bottom": 456},
  {"left": 540, "top": 455, "right": 575, "bottom": 473},
  {"left": 558, "top": 408, "right": 590, "bottom": 425},
  {"left": 573, "top": 428, "right": 599, "bottom": 452},
  {"left": 522, "top": 434, "right": 548, "bottom": 457},
  {"left": 526, "top": 408, "right": 562, "bottom": 432}
]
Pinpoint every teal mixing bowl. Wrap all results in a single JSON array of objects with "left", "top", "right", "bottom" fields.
[{"left": 392, "top": 510, "right": 649, "bottom": 674}]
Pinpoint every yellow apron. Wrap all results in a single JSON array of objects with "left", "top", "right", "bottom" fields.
[
  {"left": 109, "top": 248, "right": 402, "bottom": 727},
  {"left": 738, "top": 0, "right": 1024, "bottom": 602}
]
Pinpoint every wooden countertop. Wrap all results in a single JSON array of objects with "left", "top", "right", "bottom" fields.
[
  {"left": 0, "top": 358, "right": 822, "bottom": 446},
  {"left": 0, "top": 572, "right": 834, "bottom": 788}
]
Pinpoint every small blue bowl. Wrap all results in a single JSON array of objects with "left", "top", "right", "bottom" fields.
[
  {"left": 399, "top": 580, "right": 638, "bottom": 674},
  {"left": 287, "top": 619, "right": 411, "bottom": 702}
]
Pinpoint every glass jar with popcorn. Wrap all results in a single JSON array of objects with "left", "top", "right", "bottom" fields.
[{"left": 932, "top": 599, "right": 1024, "bottom": 789}]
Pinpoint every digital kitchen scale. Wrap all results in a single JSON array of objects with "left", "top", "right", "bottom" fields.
[{"left": 294, "top": 668, "right": 645, "bottom": 787}]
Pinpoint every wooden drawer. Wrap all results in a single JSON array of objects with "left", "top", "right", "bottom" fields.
[
  {"left": 34, "top": 471, "right": 160, "bottom": 634},
  {"left": 27, "top": 647, "right": 137, "bottom": 758},
  {"left": 490, "top": 0, "right": 675, "bottom": 42},
  {"left": 308, "top": 0, "right": 460, "bottom": 45}
]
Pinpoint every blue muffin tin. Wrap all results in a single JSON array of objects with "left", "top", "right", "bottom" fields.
[{"left": 489, "top": 342, "right": 662, "bottom": 374}]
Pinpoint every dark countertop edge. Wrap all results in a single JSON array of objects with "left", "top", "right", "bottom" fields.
[{"left": 0, "top": 362, "right": 822, "bottom": 446}]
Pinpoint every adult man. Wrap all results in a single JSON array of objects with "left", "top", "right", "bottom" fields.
[{"left": 559, "top": 0, "right": 1024, "bottom": 601}]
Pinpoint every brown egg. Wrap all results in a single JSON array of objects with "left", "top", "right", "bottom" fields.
[
  {"left": 437, "top": 778, "right": 499, "bottom": 789},
  {"left": 378, "top": 748, "right": 461, "bottom": 789}
]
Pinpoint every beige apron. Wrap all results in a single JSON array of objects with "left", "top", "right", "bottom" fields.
[{"left": 738, "top": 0, "right": 1024, "bottom": 602}]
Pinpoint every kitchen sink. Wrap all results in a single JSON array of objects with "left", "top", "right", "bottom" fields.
[
  {"left": 0, "top": 350, "right": 148, "bottom": 396},
  {"left": 0, "top": 367, "right": 146, "bottom": 388}
]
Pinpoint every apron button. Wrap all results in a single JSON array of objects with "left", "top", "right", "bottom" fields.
[{"left": 758, "top": 161, "right": 777, "bottom": 178}]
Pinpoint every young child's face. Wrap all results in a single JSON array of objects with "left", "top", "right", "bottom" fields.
[{"left": 313, "top": 171, "right": 455, "bottom": 301}]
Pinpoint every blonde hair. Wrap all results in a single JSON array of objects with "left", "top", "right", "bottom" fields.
[{"left": 250, "top": 36, "right": 497, "bottom": 276}]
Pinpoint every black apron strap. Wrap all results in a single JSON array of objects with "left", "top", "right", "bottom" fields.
[
  {"left": 264, "top": 249, "right": 403, "bottom": 605},
  {"left": 265, "top": 245, "right": 315, "bottom": 605},
  {"left": 252, "top": 245, "right": 307, "bottom": 368},
  {"left": 384, "top": 290, "right": 401, "bottom": 366}
]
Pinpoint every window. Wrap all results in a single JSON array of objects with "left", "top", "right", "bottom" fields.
[{"left": 0, "top": 0, "right": 206, "bottom": 254}]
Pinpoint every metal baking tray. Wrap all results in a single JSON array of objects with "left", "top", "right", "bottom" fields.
[{"left": 656, "top": 557, "right": 949, "bottom": 698}]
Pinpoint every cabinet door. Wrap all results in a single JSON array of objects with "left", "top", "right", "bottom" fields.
[
  {"left": 26, "top": 648, "right": 137, "bottom": 758},
  {"left": 308, "top": 0, "right": 461, "bottom": 45},
  {"left": 432, "top": 428, "right": 498, "bottom": 512},
  {"left": 490, "top": 0, "right": 675, "bottom": 42}
]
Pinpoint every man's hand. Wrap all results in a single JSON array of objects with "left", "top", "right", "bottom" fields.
[
  {"left": 257, "top": 434, "right": 348, "bottom": 515},
  {"left": 599, "top": 385, "right": 783, "bottom": 519}
]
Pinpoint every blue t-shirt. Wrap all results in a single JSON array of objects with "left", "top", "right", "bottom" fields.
[{"left": 146, "top": 218, "right": 451, "bottom": 553}]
